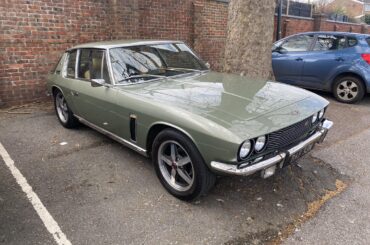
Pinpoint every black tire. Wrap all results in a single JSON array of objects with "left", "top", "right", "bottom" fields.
[
  {"left": 152, "top": 129, "right": 216, "bottom": 201},
  {"left": 53, "top": 90, "right": 79, "bottom": 128},
  {"left": 333, "top": 76, "right": 365, "bottom": 104}
]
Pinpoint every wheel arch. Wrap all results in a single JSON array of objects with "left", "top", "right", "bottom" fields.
[
  {"left": 331, "top": 72, "right": 367, "bottom": 91},
  {"left": 51, "top": 85, "right": 64, "bottom": 97},
  {"left": 146, "top": 122, "right": 197, "bottom": 156}
]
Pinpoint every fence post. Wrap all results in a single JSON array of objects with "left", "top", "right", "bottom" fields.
[
  {"left": 313, "top": 13, "right": 327, "bottom": 31},
  {"left": 276, "top": 0, "right": 283, "bottom": 40},
  {"left": 283, "top": 19, "right": 290, "bottom": 38},
  {"left": 361, "top": 24, "right": 367, "bottom": 34},
  {"left": 286, "top": 0, "right": 290, "bottom": 15}
]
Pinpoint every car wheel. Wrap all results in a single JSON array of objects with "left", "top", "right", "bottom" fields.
[
  {"left": 333, "top": 76, "right": 365, "bottom": 104},
  {"left": 54, "top": 90, "right": 79, "bottom": 128},
  {"left": 152, "top": 129, "right": 216, "bottom": 201}
]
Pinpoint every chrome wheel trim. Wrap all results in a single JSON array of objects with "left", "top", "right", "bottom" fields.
[
  {"left": 55, "top": 93, "right": 69, "bottom": 123},
  {"left": 337, "top": 80, "right": 359, "bottom": 101},
  {"left": 158, "top": 140, "right": 194, "bottom": 192}
]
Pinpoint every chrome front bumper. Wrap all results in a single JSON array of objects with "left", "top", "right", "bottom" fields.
[{"left": 210, "top": 119, "right": 333, "bottom": 177}]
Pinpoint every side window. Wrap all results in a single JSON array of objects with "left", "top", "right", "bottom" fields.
[
  {"left": 66, "top": 50, "right": 77, "bottom": 78},
  {"left": 52, "top": 53, "right": 66, "bottom": 74},
  {"left": 313, "top": 35, "right": 346, "bottom": 51},
  {"left": 280, "top": 35, "right": 314, "bottom": 52},
  {"left": 77, "top": 49, "right": 111, "bottom": 83},
  {"left": 348, "top": 37, "right": 358, "bottom": 47},
  {"left": 78, "top": 49, "right": 90, "bottom": 79}
]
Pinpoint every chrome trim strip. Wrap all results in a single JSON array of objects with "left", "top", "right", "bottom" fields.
[
  {"left": 75, "top": 49, "right": 80, "bottom": 78},
  {"left": 106, "top": 48, "right": 116, "bottom": 85},
  {"left": 210, "top": 119, "right": 333, "bottom": 176},
  {"left": 74, "top": 115, "right": 148, "bottom": 156},
  {"left": 211, "top": 153, "right": 286, "bottom": 176}
]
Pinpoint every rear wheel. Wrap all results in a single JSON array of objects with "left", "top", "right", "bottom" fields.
[
  {"left": 152, "top": 129, "right": 216, "bottom": 201},
  {"left": 54, "top": 90, "right": 79, "bottom": 128},
  {"left": 333, "top": 76, "right": 365, "bottom": 104}
]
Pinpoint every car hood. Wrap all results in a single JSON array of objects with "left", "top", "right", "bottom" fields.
[{"left": 117, "top": 71, "right": 329, "bottom": 139}]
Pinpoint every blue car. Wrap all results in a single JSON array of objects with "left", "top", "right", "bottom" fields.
[{"left": 272, "top": 32, "right": 370, "bottom": 103}]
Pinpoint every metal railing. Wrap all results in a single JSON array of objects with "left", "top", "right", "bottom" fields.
[{"left": 275, "top": 0, "right": 313, "bottom": 18}]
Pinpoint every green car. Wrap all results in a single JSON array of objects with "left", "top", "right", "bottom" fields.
[{"left": 47, "top": 40, "right": 333, "bottom": 200}]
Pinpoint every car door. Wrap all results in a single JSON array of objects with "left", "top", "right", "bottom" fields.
[
  {"left": 272, "top": 34, "right": 314, "bottom": 85},
  {"left": 301, "top": 34, "right": 349, "bottom": 90},
  {"left": 68, "top": 48, "right": 121, "bottom": 134}
]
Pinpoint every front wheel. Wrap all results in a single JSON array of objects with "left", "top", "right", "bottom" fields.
[
  {"left": 152, "top": 129, "right": 216, "bottom": 201},
  {"left": 333, "top": 76, "right": 365, "bottom": 104},
  {"left": 54, "top": 90, "right": 79, "bottom": 128}
]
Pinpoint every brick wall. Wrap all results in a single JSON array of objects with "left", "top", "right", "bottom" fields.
[
  {"left": 1, "top": 0, "right": 370, "bottom": 107},
  {"left": 193, "top": 0, "right": 228, "bottom": 71},
  {"left": 0, "top": 0, "right": 112, "bottom": 107},
  {"left": 0, "top": 0, "right": 229, "bottom": 107}
]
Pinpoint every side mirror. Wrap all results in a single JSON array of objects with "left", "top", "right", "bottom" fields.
[
  {"left": 91, "top": 79, "right": 105, "bottom": 87},
  {"left": 272, "top": 46, "right": 287, "bottom": 54}
]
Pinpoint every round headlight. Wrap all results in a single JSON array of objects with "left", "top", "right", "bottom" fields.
[
  {"left": 318, "top": 109, "right": 325, "bottom": 119},
  {"left": 312, "top": 113, "right": 318, "bottom": 123},
  {"left": 255, "top": 136, "right": 266, "bottom": 152},
  {"left": 239, "top": 140, "right": 252, "bottom": 159}
]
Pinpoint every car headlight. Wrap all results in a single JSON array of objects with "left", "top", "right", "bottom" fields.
[
  {"left": 255, "top": 136, "right": 266, "bottom": 152},
  {"left": 312, "top": 113, "right": 318, "bottom": 123},
  {"left": 239, "top": 140, "right": 252, "bottom": 159},
  {"left": 318, "top": 109, "right": 325, "bottom": 119}
]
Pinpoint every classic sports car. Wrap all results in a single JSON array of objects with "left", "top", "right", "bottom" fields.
[{"left": 47, "top": 40, "right": 333, "bottom": 200}]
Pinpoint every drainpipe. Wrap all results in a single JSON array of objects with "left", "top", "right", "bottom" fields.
[{"left": 276, "top": 0, "right": 283, "bottom": 41}]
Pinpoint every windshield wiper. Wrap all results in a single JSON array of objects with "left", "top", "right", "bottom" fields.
[
  {"left": 117, "top": 74, "right": 166, "bottom": 83},
  {"left": 165, "top": 67, "right": 203, "bottom": 72}
]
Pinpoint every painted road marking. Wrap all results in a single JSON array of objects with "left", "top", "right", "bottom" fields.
[{"left": 0, "top": 142, "right": 72, "bottom": 245}]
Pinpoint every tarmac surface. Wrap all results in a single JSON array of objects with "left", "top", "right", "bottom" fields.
[{"left": 0, "top": 94, "right": 369, "bottom": 245}]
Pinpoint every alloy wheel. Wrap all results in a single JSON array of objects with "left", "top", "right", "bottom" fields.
[
  {"left": 157, "top": 140, "right": 195, "bottom": 192},
  {"left": 336, "top": 80, "right": 359, "bottom": 102},
  {"left": 55, "top": 93, "right": 69, "bottom": 123}
]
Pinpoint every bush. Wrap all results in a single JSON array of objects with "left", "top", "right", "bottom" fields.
[{"left": 365, "top": 14, "right": 370, "bottom": 25}]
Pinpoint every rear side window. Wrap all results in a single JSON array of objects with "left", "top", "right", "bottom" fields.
[
  {"left": 52, "top": 53, "right": 66, "bottom": 74},
  {"left": 280, "top": 35, "right": 314, "bottom": 52},
  {"left": 66, "top": 50, "right": 77, "bottom": 78},
  {"left": 365, "top": 37, "right": 370, "bottom": 47},
  {"left": 313, "top": 35, "right": 346, "bottom": 51},
  {"left": 348, "top": 37, "right": 358, "bottom": 47}
]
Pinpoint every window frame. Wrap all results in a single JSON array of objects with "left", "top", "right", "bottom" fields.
[
  {"left": 309, "top": 34, "right": 359, "bottom": 52},
  {"left": 74, "top": 48, "right": 113, "bottom": 85},
  {"left": 278, "top": 34, "right": 316, "bottom": 53},
  {"left": 311, "top": 34, "right": 350, "bottom": 52},
  {"left": 63, "top": 49, "right": 78, "bottom": 79},
  {"left": 108, "top": 42, "right": 209, "bottom": 86},
  {"left": 347, "top": 36, "right": 358, "bottom": 48}
]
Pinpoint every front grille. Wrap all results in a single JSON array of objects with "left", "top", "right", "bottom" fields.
[{"left": 266, "top": 117, "right": 315, "bottom": 151}]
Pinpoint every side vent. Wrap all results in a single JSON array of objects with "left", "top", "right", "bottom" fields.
[{"left": 129, "top": 114, "right": 137, "bottom": 141}]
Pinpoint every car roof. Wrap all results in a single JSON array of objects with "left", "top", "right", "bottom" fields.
[
  {"left": 293, "top": 31, "right": 370, "bottom": 37},
  {"left": 69, "top": 39, "right": 183, "bottom": 50}
]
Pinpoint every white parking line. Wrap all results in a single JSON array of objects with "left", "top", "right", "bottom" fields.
[{"left": 0, "top": 142, "right": 72, "bottom": 245}]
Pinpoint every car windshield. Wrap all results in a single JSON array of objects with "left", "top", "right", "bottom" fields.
[{"left": 109, "top": 43, "right": 208, "bottom": 84}]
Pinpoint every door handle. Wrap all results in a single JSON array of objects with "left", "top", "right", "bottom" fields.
[
  {"left": 71, "top": 91, "right": 79, "bottom": 96},
  {"left": 295, "top": 58, "right": 303, "bottom": 61},
  {"left": 335, "top": 57, "right": 344, "bottom": 62}
]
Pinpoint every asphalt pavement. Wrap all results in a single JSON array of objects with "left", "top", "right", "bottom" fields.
[{"left": 0, "top": 94, "right": 369, "bottom": 245}]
